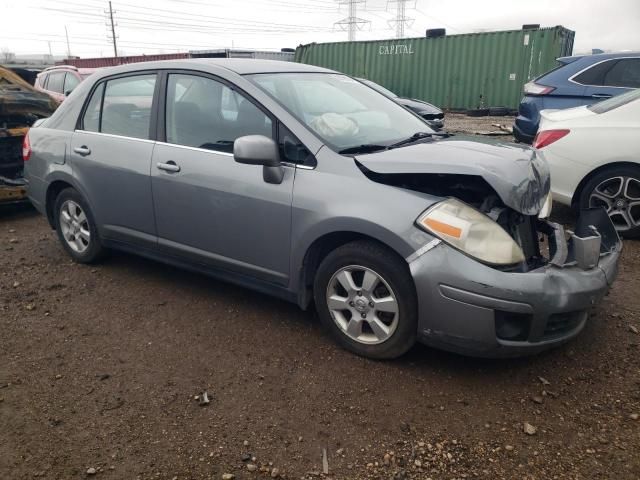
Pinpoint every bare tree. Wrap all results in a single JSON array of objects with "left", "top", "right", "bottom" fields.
[{"left": 1, "top": 47, "right": 16, "bottom": 63}]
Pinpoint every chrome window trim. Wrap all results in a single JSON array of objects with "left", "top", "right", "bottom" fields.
[
  {"left": 568, "top": 56, "right": 640, "bottom": 89},
  {"left": 74, "top": 131, "right": 318, "bottom": 167},
  {"left": 75, "top": 129, "right": 156, "bottom": 144}
]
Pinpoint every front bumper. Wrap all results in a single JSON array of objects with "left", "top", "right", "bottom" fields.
[{"left": 409, "top": 211, "right": 621, "bottom": 357}]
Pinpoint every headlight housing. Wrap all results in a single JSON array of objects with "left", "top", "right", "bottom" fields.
[{"left": 416, "top": 198, "right": 525, "bottom": 265}]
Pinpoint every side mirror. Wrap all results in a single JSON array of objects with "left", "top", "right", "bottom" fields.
[{"left": 234, "top": 135, "right": 284, "bottom": 184}]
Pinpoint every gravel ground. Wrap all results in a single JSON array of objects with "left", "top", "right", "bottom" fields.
[
  {"left": 444, "top": 113, "right": 516, "bottom": 142},
  {"left": 1, "top": 197, "right": 639, "bottom": 479}
]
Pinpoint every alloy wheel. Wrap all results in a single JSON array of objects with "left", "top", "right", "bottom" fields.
[
  {"left": 326, "top": 265, "right": 399, "bottom": 345},
  {"left": 59, "top": 200, "right": 91, "bottom": 253},
  {"left": 589, "top": 176, "right": 640, "bottom": 232}
]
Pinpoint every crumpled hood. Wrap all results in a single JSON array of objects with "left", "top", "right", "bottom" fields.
[{"left": 356, "top": 136, "right": 550, "bottom": 215}]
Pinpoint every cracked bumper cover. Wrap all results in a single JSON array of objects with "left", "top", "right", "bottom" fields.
[{"left": 409, "top": 210, "right": 621, "bottom": 357}]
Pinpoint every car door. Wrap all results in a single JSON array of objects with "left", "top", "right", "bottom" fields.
[
  {"left": 70, "top": 72, "right": 159, "bottom": 248},
  {"left": 151, "top": 72, "right": 295, "bottom": 285},
  {"left": 573, "top": 58, "right": 640, "bottom": 103}
]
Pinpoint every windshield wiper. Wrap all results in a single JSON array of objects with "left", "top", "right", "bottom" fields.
[
  {"left": 339, "top": 144, "right": 388, "bottom": 155},
  {"left": 387, "top": 131, "right": 437, "bottom": 149}
]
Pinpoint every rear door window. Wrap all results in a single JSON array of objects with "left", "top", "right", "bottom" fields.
[
  {"left": 82, "top": 83, "right": 105, "bottom": 132},
  {"left": 602, "top": 59, "right": 640, "bottom": 88},
  {"left": 101, "top": 74, "right": 157, "bottom": 140},
  {"left": 573, "top": 58, "right": 640, "bottom": 87},
  {"left": 46, "top": 72, "right": 65, "bottom": 93}
]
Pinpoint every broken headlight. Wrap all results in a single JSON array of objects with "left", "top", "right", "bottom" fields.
[{"left": 416, "top": 198, "right": 525, "bottom": 265}]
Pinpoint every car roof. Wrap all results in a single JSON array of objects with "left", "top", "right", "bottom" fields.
[
  {"left": 84, "top": 58, "right": 335, "bottom": 77},
  {"left": 557, "top": 51, "right": 640, "bottom": 64}
]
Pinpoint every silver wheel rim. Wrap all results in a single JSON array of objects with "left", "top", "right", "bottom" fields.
[
  {"left": 589, "top": 176, "right": 640, "bottom": 231},
  {"left": 59, "top": 200, "right": 91, "bottom": 253},
  {"left": 326, "top": 265, "right": 399, "bottom": 345}
]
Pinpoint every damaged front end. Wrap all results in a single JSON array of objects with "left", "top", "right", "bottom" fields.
[
  {"left": 0, "top": 67, "right": 57, "bottom": 204},
  {"left": 355, "top": 137, "right": 621, "bottom": 273},
  {"left": 355, "top": 137, "right": 621, "bottom": 356}
]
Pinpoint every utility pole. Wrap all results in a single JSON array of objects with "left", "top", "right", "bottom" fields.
[
  {"left": 387, "top": 0, "right": 414, "bottom": 39},
  {"left": 64, "top": 25, "right": 71, "bottom": 58},
  {"left": 334, "top": 0, "right": 370, "bottom": 42},
  {"left": 107, "top": 1, "right": 118, "bottom": 57}
]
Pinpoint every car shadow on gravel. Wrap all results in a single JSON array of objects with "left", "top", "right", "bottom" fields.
[{"left": 0, "top": 202, "right": 36, "bottom": 221}]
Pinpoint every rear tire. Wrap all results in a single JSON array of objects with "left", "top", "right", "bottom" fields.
[
  {"left": 54, "top": 188, "right": 106, "bottom": 263},
  {"left": 313, "top": 241, "right": 418, "bottom": 359},
  {"left": 577, "top": 165, "right": 640, "bottom": 239}
]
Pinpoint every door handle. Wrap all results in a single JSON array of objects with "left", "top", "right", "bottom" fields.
[
  {"left": 73, "top": 146, "right": 91, "bottom": 156},
  {"left": 591, "top": 94, "right": 612, "bottom": 99},
  {"left": 157, "top": 161, "right": 181, "bottom": 173}
]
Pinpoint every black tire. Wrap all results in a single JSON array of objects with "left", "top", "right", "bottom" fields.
[
  {"left": 466, "top": 108, "right": 489, "bottom": 117},
  {"left": 54, "top": 188, "right": 106, "bottom": 263},
  {"left": 313, "top": 240, "right": 418, "bottom": 359},
  {"left": 488, "top": 106, "right": 509, "bottom": 116},
  {"left": 577, "top": 165, "right": 640, "bottom": 239}
]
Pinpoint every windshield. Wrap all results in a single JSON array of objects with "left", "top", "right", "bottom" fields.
[
  {"left": 588, "top": 88, "right": 640, "bottom": 114},
  {"left": 359, "top": 78, "right": 398, "bottom": 98},
  {"left": 248, "top": 72, "right": 433, "bottom": 152}
]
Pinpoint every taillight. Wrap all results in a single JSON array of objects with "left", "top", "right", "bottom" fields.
[
  {"left": 523, "top": 81, "right": 555, "bottom": 95},
  {"left": 533, "top": 129, "right": 570, "bottom": 149},
  {"left": 22, "top": 131, "right": 32, "bottom": 161}
]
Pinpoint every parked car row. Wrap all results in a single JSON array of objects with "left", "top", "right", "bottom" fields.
[
  {"left": 514, "top": 51, "right": 640, "bottom": 143},
  {"left": 22, "top": 59, "right": 621, "bottom": 360}
]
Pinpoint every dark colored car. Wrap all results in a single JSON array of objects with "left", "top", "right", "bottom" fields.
[
  {"left": 358, "top": 78, "right": 444, "bottom": 130},
  {"left": 0, "top": 66, "right": 57, "bottom": 204},
  {"left": 513, "top": 52, "right": 640, "bottom": 143}
]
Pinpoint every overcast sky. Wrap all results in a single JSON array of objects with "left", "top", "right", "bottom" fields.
[{"left": 1, "top": 0, "right": 639, "bottom": 58}]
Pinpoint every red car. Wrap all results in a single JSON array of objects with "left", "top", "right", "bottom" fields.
[{"left": 35, "top": 65, "right": 97, "bottom": 103}]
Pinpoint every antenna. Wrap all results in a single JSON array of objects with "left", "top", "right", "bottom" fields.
[{"left": 334, "top": 0, "right": 371, "bottom": 41}]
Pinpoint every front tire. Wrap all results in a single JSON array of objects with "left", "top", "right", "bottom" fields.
[
  {"left": 54, "top": 188, "right": 105, "bottom": 263},
  {"left": 578, "top": 165, "right": 640, "bottom": 239},
  {"left": 313, "top": 241, "right": 418, "bottom": 359}
]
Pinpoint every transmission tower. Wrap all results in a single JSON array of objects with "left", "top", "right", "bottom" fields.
[
  {"left": 334, "top": 0, "right": 370, "bottom": 42},
  {"left": 387, "top": 0, "right": 415, "bottom": 38}
]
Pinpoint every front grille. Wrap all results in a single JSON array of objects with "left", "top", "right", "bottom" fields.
[{"left": 543, "top": 311, "right": 584, "bottom": 339}]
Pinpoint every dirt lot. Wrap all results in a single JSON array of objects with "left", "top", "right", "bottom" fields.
[
  {"left": 444, "top": 113, "right": 516, "bottom": 142},
  {"left": 1, "top": 172, "right": 640, "bottom": 478}
]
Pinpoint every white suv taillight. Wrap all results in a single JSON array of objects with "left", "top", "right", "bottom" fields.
[
  {"left": 22, "top": 131, "right": 32, "bottom": 162},
  {"left": 523, "top": 81, "right": 555, "bottom": 95}
]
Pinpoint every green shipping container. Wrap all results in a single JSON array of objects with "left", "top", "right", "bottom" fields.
[{"left": 294, "top": 26, "right": 574, "bottom": 110}]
